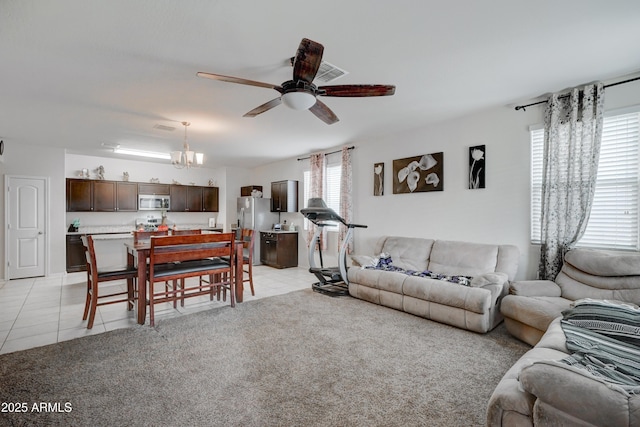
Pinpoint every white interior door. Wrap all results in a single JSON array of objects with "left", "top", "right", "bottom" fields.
[{"left": 7, "top": 176, "right": 46, "bottom": 279}]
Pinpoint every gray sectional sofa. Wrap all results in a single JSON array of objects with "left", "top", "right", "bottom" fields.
[{"left": 347, "top": 236, "right": 520, "bottom": 333}]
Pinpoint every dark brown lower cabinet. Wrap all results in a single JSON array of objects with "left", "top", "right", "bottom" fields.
[
  {"left": 260, "top": 232, "right": 298, "bottom": 268},
  {"left": 66, "top": 235, "right": 86, "bottom": 272}
]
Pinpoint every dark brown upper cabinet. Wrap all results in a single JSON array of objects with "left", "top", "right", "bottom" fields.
[{"left": 271, "top": 180, "right": 298, "bottom": 212}]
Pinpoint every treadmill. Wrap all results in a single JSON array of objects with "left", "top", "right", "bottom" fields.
[{"left": 300, "top": 198, "right": 367, "bottom": 296}]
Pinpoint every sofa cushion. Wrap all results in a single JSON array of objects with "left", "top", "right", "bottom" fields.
[
  {"left": 501, "top": 295, "right": 573, "bottom": 333},
  {"left": 555, "top": 249, "right": 640, "bottom": 303},
  {"left": 470, "top": 272, "right": 508, "bottom": 288},
  {"left": 347, "top": 268, "right": 406, "bottom": 294},
  {"left": 565, "top": 248, "right": 640, "bottom": 277},
  {"left": 427, "top": 240, "right": 499, "bottom": 277},
  {"left": 403, "top": 276, "right": 492, "bottom": 314},
  {"left": 520, "top": 360, "right": 637, "bottom": 427},
  {"left": 375, "top": 236, "right": 434, "bottom": 271}
]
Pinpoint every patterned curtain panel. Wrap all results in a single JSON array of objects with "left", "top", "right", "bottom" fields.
[
  {"left": 307, "top": 152, "right": 326, "bottom": 249},
  {"left": 538, "top": 83, "right": 605, "bottom": 280},
  {"left": 339, "top": 146, "right": 353, "bottom": 253}
]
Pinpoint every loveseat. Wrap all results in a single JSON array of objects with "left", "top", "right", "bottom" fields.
[
  {"left": 347, "top": 236, "right": 520, "bottom": 333},
  {"left": 501, "top": 248, "right": 640, "bottom": 346}
]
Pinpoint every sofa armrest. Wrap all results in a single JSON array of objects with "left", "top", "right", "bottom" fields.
[
  {"left": 519, "top": 360, "right": 639, "bottom": 426},
  {"left": 509, "top": 280, "right": 561, "bottom": 297},
  {"left": 470, "top": 272, "right": 509, "bottom": 288}
]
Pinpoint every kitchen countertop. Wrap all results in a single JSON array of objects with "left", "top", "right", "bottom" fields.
[
  {"left": 68, "top": 224, "right": 221, "bottom": 235},
  {"left": 260, "top": 229, "right": 299, "bottom": 234}
]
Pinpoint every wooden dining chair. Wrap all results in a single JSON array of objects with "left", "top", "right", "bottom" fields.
[
  {"left": 147, "top": 233, "right": 235, "bottom": 326},
  {"left": 214, "top": 228, "right": 255, "bottom": 301},
  {"left": 238, "top": 228, "right": 256, "bottom": 296},
  {"left": 81, "top": 235, "right": 139, "bottom": 329}
]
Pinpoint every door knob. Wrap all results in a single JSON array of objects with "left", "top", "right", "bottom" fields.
[{"left": 38, "top": 231, "right": 44, "bottom": 235}]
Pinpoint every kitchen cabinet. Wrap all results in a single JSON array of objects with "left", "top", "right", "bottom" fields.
[
  {"left": 138, "top": 183, "right": 170, "bottom": 195},
  {"left": 202, "top": 186, "right": 219, "bottom": 212},
  {"left": 170, "top": 185, "right": 202, "bottom": 212},
  {"left": 66, "top": 178, "right": 218, "bottom": 213},
  {"left": 66, "top": 235, "right": 86, "bottom": 272},
  {"left": 115, "top": 182, "right": 138, "bottom": 211},
  {"left": 271, "top": 180, "right": 298, "bottom": 212},
  {"left": 93, "top": 181, "right": 138, "bottom": 212},
  {"left": 66, "top": 179, "right": 93, "bottom": 211},
  {"left": 67, "top": 179, "right": 137, "bottom": 212},
  {"left": 260, "top": 231, "right": 298, "bottom": 268},
  {"left": 92, "top": 181, "right": 116, "bottom": 211},
  {"left": 241, "top": 185, "right": 262, "bottom": 196},
  {"left": 171, "top": 185, "right": 218, "bottom": 212}
]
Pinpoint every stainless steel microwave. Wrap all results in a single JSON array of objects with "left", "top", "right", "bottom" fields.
[{"left": 138, "top": 194, "right": 170, "bottom": 211}]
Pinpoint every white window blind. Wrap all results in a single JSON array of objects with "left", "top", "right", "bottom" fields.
[
  {"left": 302, "top": 165, "right": 342, "bottom": 231},
  {"left": 530, "top": 110, "right": 640, "bottom": 250}
]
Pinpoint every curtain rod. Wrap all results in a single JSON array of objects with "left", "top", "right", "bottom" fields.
[
  {"left": 297, "top": 145, "right": 355, "bottom": 161},
  {"left": 514, "top": 75, "right": 640, "bottom": 111}
]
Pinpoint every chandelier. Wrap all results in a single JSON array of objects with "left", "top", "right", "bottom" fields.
[{"left": 171, "top": 121, "right": 204, "bottom": 169}]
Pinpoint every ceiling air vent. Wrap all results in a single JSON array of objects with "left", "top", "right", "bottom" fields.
[
  {"left": 153, "top": 124, "right": 176, "bottom": 132},
  {"left": 314, "top": 61, "right": 349, "bottom": 83}
]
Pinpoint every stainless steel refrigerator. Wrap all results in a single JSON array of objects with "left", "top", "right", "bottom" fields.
[{"left": 237, "top": 197, "right": 279, "bottom": 265}]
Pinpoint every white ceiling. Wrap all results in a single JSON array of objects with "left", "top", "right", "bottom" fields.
[{"left": 2, "top": 0, "right": 640, "bottom": 168}]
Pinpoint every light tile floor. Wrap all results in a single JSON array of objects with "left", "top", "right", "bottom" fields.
[{"left": 0, "top": 265, "right": 312, "bottom": 355}]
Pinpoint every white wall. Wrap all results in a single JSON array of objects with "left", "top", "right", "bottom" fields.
[
  {"left": 252, "top": 80, "right": 640, "bottom": 280},
  {"left": 1, "top": 143, "right": 67, "bottom": 278}
]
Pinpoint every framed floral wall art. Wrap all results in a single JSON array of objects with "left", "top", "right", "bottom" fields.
[
  {"left": 374, "top": 162, "right": 384, "bottom": 196},
  {"left": 469, "top": 145, "right": 485, "bottom": 189},
  {"left": 392, "top": 152, "right": 443, "bottom": 194}
]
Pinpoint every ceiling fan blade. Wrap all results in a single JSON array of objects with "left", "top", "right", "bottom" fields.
[
  {"left": 292, "top": 38, "right": 324, "bottom": 83},
  {"left": 243, "top": 97, "right": 283, "bottom": 117},
  {"left": 309, "top": 99, "right": 339, "bottom": 125},
  {"left": 319, "top": 84, "right": 396, "bottom": 97},
  {"left": 197, "top": 72, "right": 283, "bottom": 92}
]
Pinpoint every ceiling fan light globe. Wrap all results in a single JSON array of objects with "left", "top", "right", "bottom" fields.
[{"left": 281, "top": 91, "right": 316, "bottom": 110}]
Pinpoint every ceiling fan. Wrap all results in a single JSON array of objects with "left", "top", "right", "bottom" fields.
[{"left": 197, "top": 38, "right": 396, "bottom": 125}]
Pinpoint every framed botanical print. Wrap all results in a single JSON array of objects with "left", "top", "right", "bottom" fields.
[
  {"left": 374, "top": 162, "right": 384, "bottom": 196},
  {"left": 392, "top": 152, "right": 443, "bottom": 194}
]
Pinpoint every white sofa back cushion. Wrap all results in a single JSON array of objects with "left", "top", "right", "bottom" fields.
[
  {"left": 556, "top": 248, "right": 640, "bottom": 302},
  {"left": 428, "top": 240, "right": 520, "bottom": 281},
  {"left": 374, "top": 236, "right": 434, "bottom": 271}
]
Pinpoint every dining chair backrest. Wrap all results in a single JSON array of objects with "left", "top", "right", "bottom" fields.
[
  {"left": 240, "top": 228, "right": 255, "bottom": 259},
  {"left": 149, "top": 233, "right": 235, "bottom": 269},
  {"left": 134, "top": 230, "right": 169, "bottom": 244},
  {"left": 170, "top": 229, "right": 202, "bottom": 235},
  {"left": 81, "top": 234, "right": 95, "bottom": 273}
]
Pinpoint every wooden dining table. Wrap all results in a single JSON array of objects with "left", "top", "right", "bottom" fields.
[{"left": 125, "top": 239, "right": 245, "bottom": 325}]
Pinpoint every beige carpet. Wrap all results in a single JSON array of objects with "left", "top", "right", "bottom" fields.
[{"left": 0, "top": 289, "right": 529, "bottom": 426}]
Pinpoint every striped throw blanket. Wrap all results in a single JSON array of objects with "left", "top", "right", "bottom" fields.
[{"left": 560, "top": 299, "right": 640, "bottom": 394}]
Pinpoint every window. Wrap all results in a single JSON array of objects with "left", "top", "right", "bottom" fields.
[
  {"left": 303, "top": 163, "right": 342, "bottom": 230},
  {"left": 530, "top": 109, "right": 640, "bottom": 250}
]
